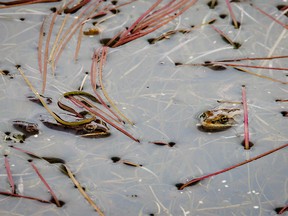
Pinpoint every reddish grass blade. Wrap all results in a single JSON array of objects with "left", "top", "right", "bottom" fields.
[
  {"left": 0, "top": 0, "right": 61, "bottom": 8},
  {"left": 278, "top": 205, "right": 288, "bottom": 214},
  {"left": 216, "top": 62, "right": 288, "bottom": 71},
  {"left": 225, "top": 0, "right": 238, "bottom": 28},
  {"left": 68, "top": 96, "right": 140, "bottom": 142},
  {"left": 63, "top": 165, "right": 104, "bottom": 215},
  {"left": 214, "top": 55, "right": 288, "bottom": 62},
  {"left": 210, "top": 25, "right": 239, "bottom": 48},
  {"left": 253, "top": 5, "right": 288, "bottom": 30},
  {"left": 242, "top": 85, "right": 250, "bottom": 150},
  {"left": 4, "top": 156, "right": 15, "bottom": 194},
  {"left": 38, "top": 16, "right": 46, "bottom": 75},
  {"left": 0, "top": 191, "right": 51, "bottom": 204},
  {"left": 64, "top": 0, "right": 91, "bottom": 14},
  {"left": 179, "top": 143, "right": 288, "bottom": 190},
  {"left": 42, "top": 12, "right": 58, "bottom": 94},
  {"left": 29, "top": 160, "right": 61, "bottom": 207}
]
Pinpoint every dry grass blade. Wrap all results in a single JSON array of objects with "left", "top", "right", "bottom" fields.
[
  {"left": 42, "top": 12, "right": 58, "bottom": 94},
  {"left": 17, "top": 66, "right": 96, "bottom": 126},
  {"left": 233, "top": 67, "right": 288, "bottom": 84},
  {"left": 96, "top": 47, "right": 134, "bottom": 125},
  {"left": 74, "top": 23, "right": 84, "bottom": 62},
  {"left": 179, "top": 143, "right": 288, "bottom": 190},
  {"left": 29, "top": 160, "right": 61, "bottom": 207},
  {"left": 210, "top": 25, "right": 239, "bottom": 48},
  {"left": 0, "top": 0, "right": 61, "bottom": 8},
  {"left": 63, "top": 164, "right": 105, "bottom": 216},
  {"left": 38, "top": 16, "right": 45, "bottom": 75}
]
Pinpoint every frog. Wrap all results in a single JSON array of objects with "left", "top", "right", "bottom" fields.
[
  {"left": 41, "top": 118, "right": 110, "bottom": 138},
  {"left": 198, "top": 108, "right": 241, "bottom": 131}
]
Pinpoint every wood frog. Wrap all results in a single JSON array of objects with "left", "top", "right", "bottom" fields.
[
  {"left": 41, "top": 118, "right": 110, "bottom": 138},
  {"left": 199, "top": 108, "right": 241, "bottom": 131}
]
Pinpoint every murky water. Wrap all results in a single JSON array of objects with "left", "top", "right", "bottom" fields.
[{"left": 0, "top": 1, "right": 287, "bottom": 215}]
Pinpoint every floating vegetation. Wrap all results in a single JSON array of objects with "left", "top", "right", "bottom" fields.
[
  {"left": 178, "top": 143, "right": 288, "bottom": 190},
  {"left": 149, "top": 141, "right": 176, "bottom": 147},
  {"left": 111, "top": 156, "right": 142, "bottom": 167}
]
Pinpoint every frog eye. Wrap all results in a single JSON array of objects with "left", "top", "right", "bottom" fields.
[
  {"left": 219, "top": 116, "right": 229, "bottom": 124},
  {"left": 83, "top": 124, "right": 97, "bottom": 132},
  {"left": 199, "top": 113, "right": 206, "bottom": 119}
]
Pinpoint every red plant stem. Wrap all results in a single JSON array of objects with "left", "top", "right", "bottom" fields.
[
  {"left": 214, "top": 55, "right": 288, "bottom": 62},
  {"left": 54, "top": 1, "right": 103, "bottom": 67},
  {"left": 253, "top": 5, "right": 288, "bottom": 30},
  {"left": 242, "top": 85, "right": 250, "bottom": 150},
  {"left": 29, "top": 161, "right": 61, "bottom": 207},
  {"left": 225, "top": 0, "right": 238, "bottom": 28},
  {"left": 0, "top": 0, "right": 60, "bottom": 6},
  {"left": 210, "top": 25, "right": 235, "bottom": 46},
  {"left": 4, "top": 156, "right": 15, "bottom": 194},
  {"left": 38, "top": 16, "right": 46, "bottom": 75},
  {"left": 0, "top": 191, "right": 51, "bottom": 204},
  {"left": 64, "top": 0, "right": 91, "bottom": 14},
  {"left": 279, "top": 205, "right": 288, "bottom": 214},
  {"left": 216, "top": 62, "right": 288, "bottom": 71},
  {"left": 10, "top": 146, "right": 38, "bottom": 157},
  {"left": 69, "top": 96, "right": 140, "bottom": 142},
  {"left": 179, "top": 143, "right": 288, "bottom": 190},
  {"left": 90, "top": 49, "right": 124, "bottom": 123},
  {"left": 42, "top": 12, "right": 58, "bottom": 94}
]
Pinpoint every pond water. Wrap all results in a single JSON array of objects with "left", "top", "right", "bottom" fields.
[{"left": 0, "top": 0, "right": 287, "bottom": 215}]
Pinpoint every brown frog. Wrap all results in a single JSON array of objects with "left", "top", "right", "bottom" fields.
[
  {"left": 41, "top": 118, "right": 110, "bottom": 138},
  {"left": 199, "top": 108, "right": 241, "bottom": 131}
]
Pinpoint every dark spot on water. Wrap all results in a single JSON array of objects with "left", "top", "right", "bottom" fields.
[
  {"left": 4, "top": 154, "right": 8, "bottom": 157},
  {"left": 168, "top": 142, "right": 176, "bottom": 147},
  {"left": 19, "top": 18, "right": 25, "bottom": 21},
  {"left": 191, "top": 25, "right": 195, "bottom": 28},
  {"left": 232, "top": 42, "right": 241, "bottom": 49},
  {"left": 92, "top": 13, "right": 107, "bottom": 19},
  {"left": 276, "top": 5, "right": 288, "bottom": 17},
  {"left": 5, "top": 132, "right": 11, "bottom": 135},
  {"left": 241, "top": 140, "right": 254, "bottom": 149},
  {"left": 274, "top": 206, "right": 288, "bottom": 214},
  {"left": 15, "top": 65, "right": 21, "bottom": 69},
  {"left": 231, "top": 20, "right": 241, "bottom": 29},
  {"left": 149, "top": 214, "right": 155, "bottom": 216},
  {"left": 208, "top": 19, "right": 216, "bottom": 24},
  {"left": 207, "top": 0, "right": 218, "bottom": 9},
  {"left": 219, "top": 14, "right": 227, "bottom": 19},
  {"left": 99, "top": 38, "right": 119, "bottom": 47},
  {"left": 42, "top": 157, "right": 65, "bottom": 164},
  {"left": 27, "top": 159, "right": 33, "bottom": 162},
  {"left": 147, "top": 38, "right": 156, "bottom": 44},
  {"left": 50, "top": 7, "right": 57, "bottom": 13},
  {"left": 110, "top": 9, "right": 120, "bottom": 14},
  {"left": 146, "top": 86, "right": 149, "bottom": 88},
  {"left": 111, "top": 0, "right": 118, "bottom": 5},
  {"left": 131, "top": 194, "right": 137, "bottom": 198},
  {"left": 197, "top": 125, "right": 230, "bottom": 132},
  {"left": 1, "top": 70, "right": 10, "bottom": 75},
  {"left": 111, "top": 156, "right": 121, "bottom": 163},
  {"left": 85, "top": 71, "right": 89, "bottom": 74},
  {"left": 281, "top": 111, "right": 288, "bottom": 117},
  {"left": 220, "top": 36, "right": 241, "bottom": 49},
  {"left": 175, "top": 183, "right": 184, "bottom": 190},
  {"left": 50, "top": 198, "right": 65, "bottom": 207},
  {"left": 174, "top": 62, "right": 183, "bottom": 66}
]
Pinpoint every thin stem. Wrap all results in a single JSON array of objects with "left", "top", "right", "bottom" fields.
[
  {"left": 179, "top": 143, "right": 288, "bottom": 190},
  {"left": 63, "top": 165, "right": 105, "bottom": 215},
  {"left": 29, "top": 160, "right": 61, "bottom": 207},
  {"left": 74, "top": 23, "right": 84, "bottom": 62},
  {"left": 242, "top": 85, "right": 250, "bottom": 150},
  {"left": 42, "top": 12, "right": 58, "bottom": 94},
  {"left": 253, "top": 5, "right": 288, "bottom": 30},
  {"left": 4, "top": 156, "right": 15, "bottom": 194},
  {"left": 225, "top": 0, "right": 238, "bottom": 29},
  {"left": 278, "top": 205, "right": 288, "bottom": 214},
  {"left": 68, "top": 96, "right": 140, "bottom": 142},
  {"left": 0, "top": 191, "right": 51, "bottom": 203},
  {"left": 38, "top": 16, "right": 46, "bottom": 75}
]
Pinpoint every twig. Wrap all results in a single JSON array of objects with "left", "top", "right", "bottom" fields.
[
  {"left": 63, "top": 164, "right": 105, "bottom": 215},
  {"left": 225, "top": 0, "right": 238, "bottom": 29},
  {"left": 0, "top": 191, "right": 51, "bottom": 203},
  {"left": 179, "top": 143, "right": 288, "bottom": 190},
  {"left": 29, "top": 160, "right": 61, "bottom": 207},
  {"left": 4, "top": 156, "right": 15, "bottom": 194},
  {"left": 242, "top": 85, "right": 250, "bottom": 150}
]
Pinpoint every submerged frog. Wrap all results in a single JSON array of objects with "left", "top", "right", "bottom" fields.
[
  {"left": 199, "top": 108, "right": 241, "bottom": 131},
  {"left": 41, "top": 118, "right": 110, "bottom": 138}
]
